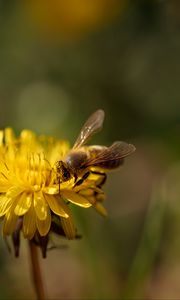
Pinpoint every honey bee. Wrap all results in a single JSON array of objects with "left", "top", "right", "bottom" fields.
[{"left": 55, "top": 109, "right": 135, "bottom": 187}]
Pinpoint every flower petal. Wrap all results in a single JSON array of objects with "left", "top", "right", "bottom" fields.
[
  {"left": 23, "top": 203, "right": 36, "bottom": 239},
  {"left": 78, "top": 188, "right": 104, "bottom": 196},
  {"left": 0, "top": 195, "right": 13, "bottom": 217},
  {"left": 4, "top": 128, "right": 15, "bottom": 144},
  {"left": 36, "top": 206, "right": 51, "bottom": 236},
  {"left": 61, "top": 190, "right": 92, "bottom": 208},
  {"left": 45, "top": 194, "right": 69, "bottom": 218},
  {"left": 20, "top": 129, "right": 36, "bottom": 144},
  {"left": 0, "top": 182, "right": 12, "bottom": 193},
  {"left": 34, "top": 191, "right": 48, "bottom": 220},
  {"left": 94, "top": 202, "right": 108, "bottom": 217},
  {"left": 60, "top": 178, "right": 74, "bottom": 190},
  {"left": 0, "top": 159, "right": 9, "bottom": 175},
  {"left": 0, "top": 130, "right": 3, "bottom": 146},
  {"left": 61, "top": 213, "right": 76, "bottom": 239},
  {"left": 14, "top": 193, "right": 32, "bottom": 216},
  {"left": 6, "top": 186, "right": 24, "bottom": 198},
  {"left": 44, "top": 186, "right": 59, "bottom": 195},
  {"left": 3, "top": 208, "right": 18, "bottom": 236}
]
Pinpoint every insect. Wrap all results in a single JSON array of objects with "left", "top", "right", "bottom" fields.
[{"left": 55, "top": 109, "right": 136, "bottom": 188}]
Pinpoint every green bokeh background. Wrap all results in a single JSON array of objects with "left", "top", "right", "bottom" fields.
[{"left": 1, "top": 0, "right": 180, "bottom": 299}]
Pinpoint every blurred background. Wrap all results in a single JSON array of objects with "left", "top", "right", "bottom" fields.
[{"left": 1, "top": 0, "right": 180, "bottom": 299}]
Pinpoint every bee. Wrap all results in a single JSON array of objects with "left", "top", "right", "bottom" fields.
[{"left": 55, "top": 109, "right": 136, "bottom": 188}]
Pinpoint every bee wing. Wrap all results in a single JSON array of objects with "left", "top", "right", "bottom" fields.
[
  {"left": 83, "top": 141, "right": 136, "bottom": 167},
  {"left": 73, "top": 109, "right": 105, "bottom": 149}
]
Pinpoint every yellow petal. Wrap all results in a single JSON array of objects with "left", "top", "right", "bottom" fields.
[
  {"left": 6, "top": 186, "right": 24, "bottom": 198},
  {"left": 94, "top": 202, "right": 108, "bottom": 217},
  {"left": 3, "top": 208, "right": 18, "bottom": 236},
  {"left": 36, "top": 206, "right": 51, "bottom": 236},
  {"left": 77, "top": 188, "right": 103, "bottom": 196},
  {"left": 14, "top": 193, "right": 32, "bottom": 216},
  {"left": 0, "top": 182, "right": 12, "bottom": 193},
  {"left": 4, "top": 128, "right": 15, "bottom": 144},
  {"left": 20, "top": 129, "right": 36, "bottom": 143},
  {"left": 44, "top": 194, "right": 69, "bottom": 218},
  {"left": 0, "top": 130, "right": 3, "bottom": 146},
  {"left": 60, "top": 178, "right": 74, "bottom": 189},
  {"left": 61, "top": 214, "right": 76, "bottom": 239},
  {"left": 23, "top": 203, "right": 36, "bottom": 239},
  {"left": 34, "top": 191, "right": 48, "bottom": 220},
  {"left": 73, "top": 186, "right": 94, "bottom": 194},
  {"left": 0, "top": 159, "right": 9, "bottom": 175},
  {"left": 61, "top": 190, "right": 91, "bottom": 208},
  {"left": 44, "top": 186, "right": 59, "bottom": 195},
  {"left": 0, "top": 195, "right": 13, "bottom": 217}
]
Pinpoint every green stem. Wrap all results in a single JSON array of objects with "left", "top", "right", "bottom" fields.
[{"left": 29, "top": 240, "right": 46, "bottom": 300}]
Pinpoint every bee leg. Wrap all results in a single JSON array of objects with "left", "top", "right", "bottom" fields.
[
  {"left": 74, "top": 173, "right": 78, "bottom": 184},
  {"left": 73, "top": 171, "right": 90, "bottom": 188},
  {"left": 90, "top": 170, "right": 107, "bottom": 187}
]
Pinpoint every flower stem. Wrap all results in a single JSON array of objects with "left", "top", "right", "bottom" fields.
[{"left": 29, "top": 240, "right": 46, "bottom": 300}]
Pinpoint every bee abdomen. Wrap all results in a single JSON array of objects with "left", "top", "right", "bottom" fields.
[{"left": 96, "top": 159, "right": 124, "bottom": 169}]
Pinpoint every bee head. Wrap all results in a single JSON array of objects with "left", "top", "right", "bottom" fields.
[{"left": 55, "top": 160, "right": 72, "bottom": 182}]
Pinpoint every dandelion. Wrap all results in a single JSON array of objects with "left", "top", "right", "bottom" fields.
[
  {"left": 0, "top": 127, "right": 107, "bottom": 257},
  {"left": 0, "top": 110, "right": 135, "bottom": 299}
]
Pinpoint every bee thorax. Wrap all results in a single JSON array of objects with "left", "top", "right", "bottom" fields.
[{"left": 65, "top": 151, "right": 88, "bottom": 170}]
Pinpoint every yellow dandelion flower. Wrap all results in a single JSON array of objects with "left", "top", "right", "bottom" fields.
[
  {"left": 0, "top": 127, "right": 107, "bottom": 256},
  {"left": 0, "top": 110, "right": 135, "bottom": 258}
]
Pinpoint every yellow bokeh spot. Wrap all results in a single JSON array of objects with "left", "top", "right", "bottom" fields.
[{"left": 22, "top": 0, "right": 128, "bottom": 41}]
